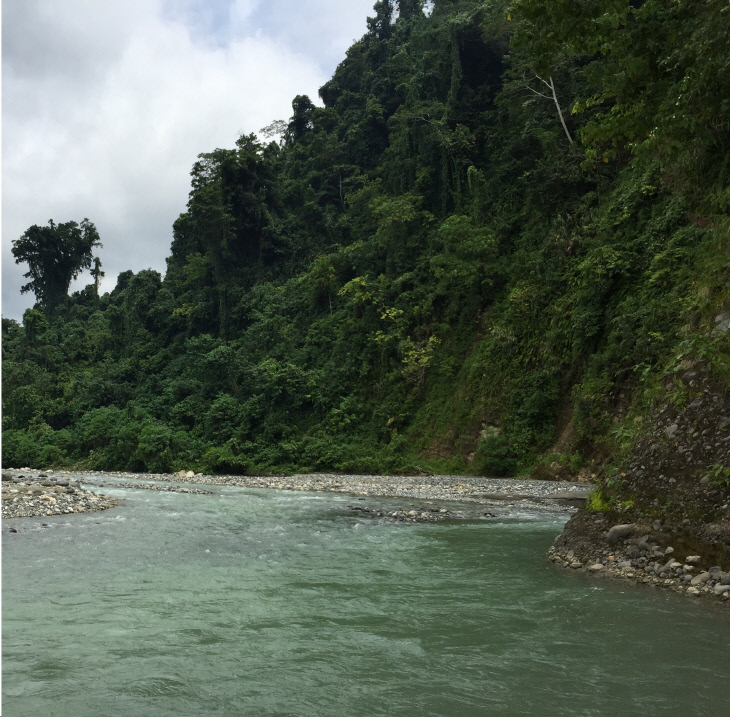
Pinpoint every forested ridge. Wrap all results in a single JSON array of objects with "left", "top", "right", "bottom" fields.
[{"left": 4, "top": 0, "right": 729, "bottom": 495}]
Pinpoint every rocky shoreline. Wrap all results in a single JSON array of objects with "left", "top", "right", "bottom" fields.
[
  {"left": 548, "top": 511, "right": 730, "bottom": 605},
  {"left": 347, "top": 503, "right": 496, "bottom": 522},
  {"left": 2, "top": 470, "right": 119, "bottom": 519},
  {"left": 82, "top": 479, "right": 211, "bottom": 495},
  {"left": 5, "top": 465, "right": 727, "bottom": 606},
  {"left": 2, "top": 468, "right": 590, "bottom": 524},
  {"left": 79, "top": 469, "right": 593, "bottom": 513},
  {"left": 544, "top": 358, "right": 730, "bottom": 606}
]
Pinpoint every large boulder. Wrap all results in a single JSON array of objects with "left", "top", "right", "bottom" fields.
[{"left": 607, "top": 523, "right": 636, "bottom": 545}]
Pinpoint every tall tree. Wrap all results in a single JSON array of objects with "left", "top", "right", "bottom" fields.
[
  {"left": 12, "top": 219, "right": 102, "bottom": 311},
  {"left": 367, "top": 0, "right": 393, "bottom": 39},
  {"left": 286, "top": 95, "right": 316, "bottom": 146},
  {"left": 396, "top": 0, "right": 423, "bottom": 19},
  {"left": 90, "top": 257, "right": 105, "bottom": 296}
]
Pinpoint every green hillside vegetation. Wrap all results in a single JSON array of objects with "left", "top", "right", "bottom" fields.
[{"left": 3, "top": 0, "right": 729, "bottom": 486}]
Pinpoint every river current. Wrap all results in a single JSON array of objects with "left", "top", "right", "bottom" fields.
[{"left": 3, "top": 481, "right": 729, "bottom": 716}]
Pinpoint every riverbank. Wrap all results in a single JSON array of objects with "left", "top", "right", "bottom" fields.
[
  {"left": 1, "top": 470, "right": 118, "bottom": 519},
  {"left": 75, "top": 469, "right": 593, "bottom": 513},
  {"left": 544, "top": 360, "right": 730, "bottom": 605},
  {"left": 2, "top": 467, "right": 590, "bottom": 523},
  {"left": 548, "top": 510, "right": 730, "bottom": 605},
  {"left": 6, "top": 466, "right": 727, "bottom": 604}
]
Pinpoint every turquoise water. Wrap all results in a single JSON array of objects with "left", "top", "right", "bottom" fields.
[{"left": 3, "top": 483, "right": 729, "bottom": 716}]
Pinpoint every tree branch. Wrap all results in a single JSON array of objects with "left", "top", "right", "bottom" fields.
[{"left": 538, "top": 73, "right": 574, "bottom": 144}]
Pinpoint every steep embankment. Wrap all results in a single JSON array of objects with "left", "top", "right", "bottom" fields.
[{"left": 548, "top": 306, "right": 730, "bottom": 602}]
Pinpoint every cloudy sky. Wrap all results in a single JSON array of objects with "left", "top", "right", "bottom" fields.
[{"left": 2, "top": 0, "right": 376, "bottom": 321}]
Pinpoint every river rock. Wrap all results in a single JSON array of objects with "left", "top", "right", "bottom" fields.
[
  {"left": 712, "top": 314, "right": 730, "bottom": 336},
  {"left": 685, "top": 555, "right": 702, "bottom": 565},
  {"left": 690, "top": 572, "right": 711, "bottom": 586},
  {"left": 607, "top": 524, "right": 636, "bottom": 545},
  {"left": 588, "top": 563, "right": 605, "bottom": 571},
  {"left": 2, "top": 474, "right": 118, "bottom": 519},
  {"left": 713, "top": 584, "right": 730, "bottom": 596}
]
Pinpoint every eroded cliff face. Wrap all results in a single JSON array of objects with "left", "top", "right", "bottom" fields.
[
  {"left": 617, "top": 372, "right": 729, "bottom": 522},
  {"left": 549, "top": 356, "right": 730, "bottom": 602}
]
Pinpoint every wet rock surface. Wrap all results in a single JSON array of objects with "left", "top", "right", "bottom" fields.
[
  {"left": 83, "top": 479, "right": 210, "bottom": 495},
  {"left": 549, "top": 511, "right": 730, "bottom": 605},
  {"left": 347, "top": 502, "right": 496, "bottom": 523}
]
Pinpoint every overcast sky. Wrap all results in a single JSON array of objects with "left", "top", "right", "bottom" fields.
[{"left": 2, "top": 0, "right": 376, "bottom": 321}]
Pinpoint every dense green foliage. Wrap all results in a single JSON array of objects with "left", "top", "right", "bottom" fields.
[
  {"left": 11, "top": 219, "right": 102, "bottom": 311},
  {"left": 3, "top": 0, "right": 729, "bottom": 477}
]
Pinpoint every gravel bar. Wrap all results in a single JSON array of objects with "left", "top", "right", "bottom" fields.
[
  {"left": 3, "top": 468, "right": 593, "bottom": 523},
  {"left": 63, "top": 470, "right": 593, "bottom": 514},
  {"left": 2, "top": 470, "right": 119, "bottom": 519}
]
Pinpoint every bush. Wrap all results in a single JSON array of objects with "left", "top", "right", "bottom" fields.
[
  {"left": 2, "top": 429, "right": 40, "bottom": 468},
  {"left": 38, "top": 444, "right": 66, "bottom": 467},
  {"left": 134, "top": 421, "right": 175, "bottom": 473},
  {"left": 474, "top": 435, "right": 518, "bottom": 477},
  {"left": 203, "top": 443, "right": 250, "bottom": 475},
  {"left": 586, "top": 489, "right": 611, "bottom": 513}
]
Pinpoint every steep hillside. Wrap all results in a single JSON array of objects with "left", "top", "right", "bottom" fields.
[{"left": 4, "top": 0, "right": 729, "bottom": 560}]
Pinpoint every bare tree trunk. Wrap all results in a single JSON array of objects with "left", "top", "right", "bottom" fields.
[
  {"left": 546, "top": 75, "right": 574, "bottom": 145},
  {"left": 523, "top": 71, "right": 575, "bottom": 145}
]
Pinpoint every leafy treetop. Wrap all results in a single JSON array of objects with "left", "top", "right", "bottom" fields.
[{"left": 12, "top": 219, "right": 102, "bottom": 311}]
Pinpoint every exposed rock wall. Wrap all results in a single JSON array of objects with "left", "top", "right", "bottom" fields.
[{"left": 550, "top": 363, "right": 730, "bottom": 603}]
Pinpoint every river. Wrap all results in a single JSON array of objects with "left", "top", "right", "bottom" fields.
[{"left": 3, "top": 481, "right": 729, "bottom": 716}]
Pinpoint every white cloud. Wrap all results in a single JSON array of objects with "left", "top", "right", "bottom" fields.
[
  {"left": 247, "top": 0, "right": 376, "bottom": 72},
  {"left": 2, "top": 0, "right": 374, "bottom": 320}
]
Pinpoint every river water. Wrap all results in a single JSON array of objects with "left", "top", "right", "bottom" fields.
[{"left": 3, "top": 482, "right": 729, "bottom": 716}]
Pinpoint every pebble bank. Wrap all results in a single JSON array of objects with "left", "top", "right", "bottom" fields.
[{"left": 2, "top": 470, "right": 118, "bottom": 519}]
